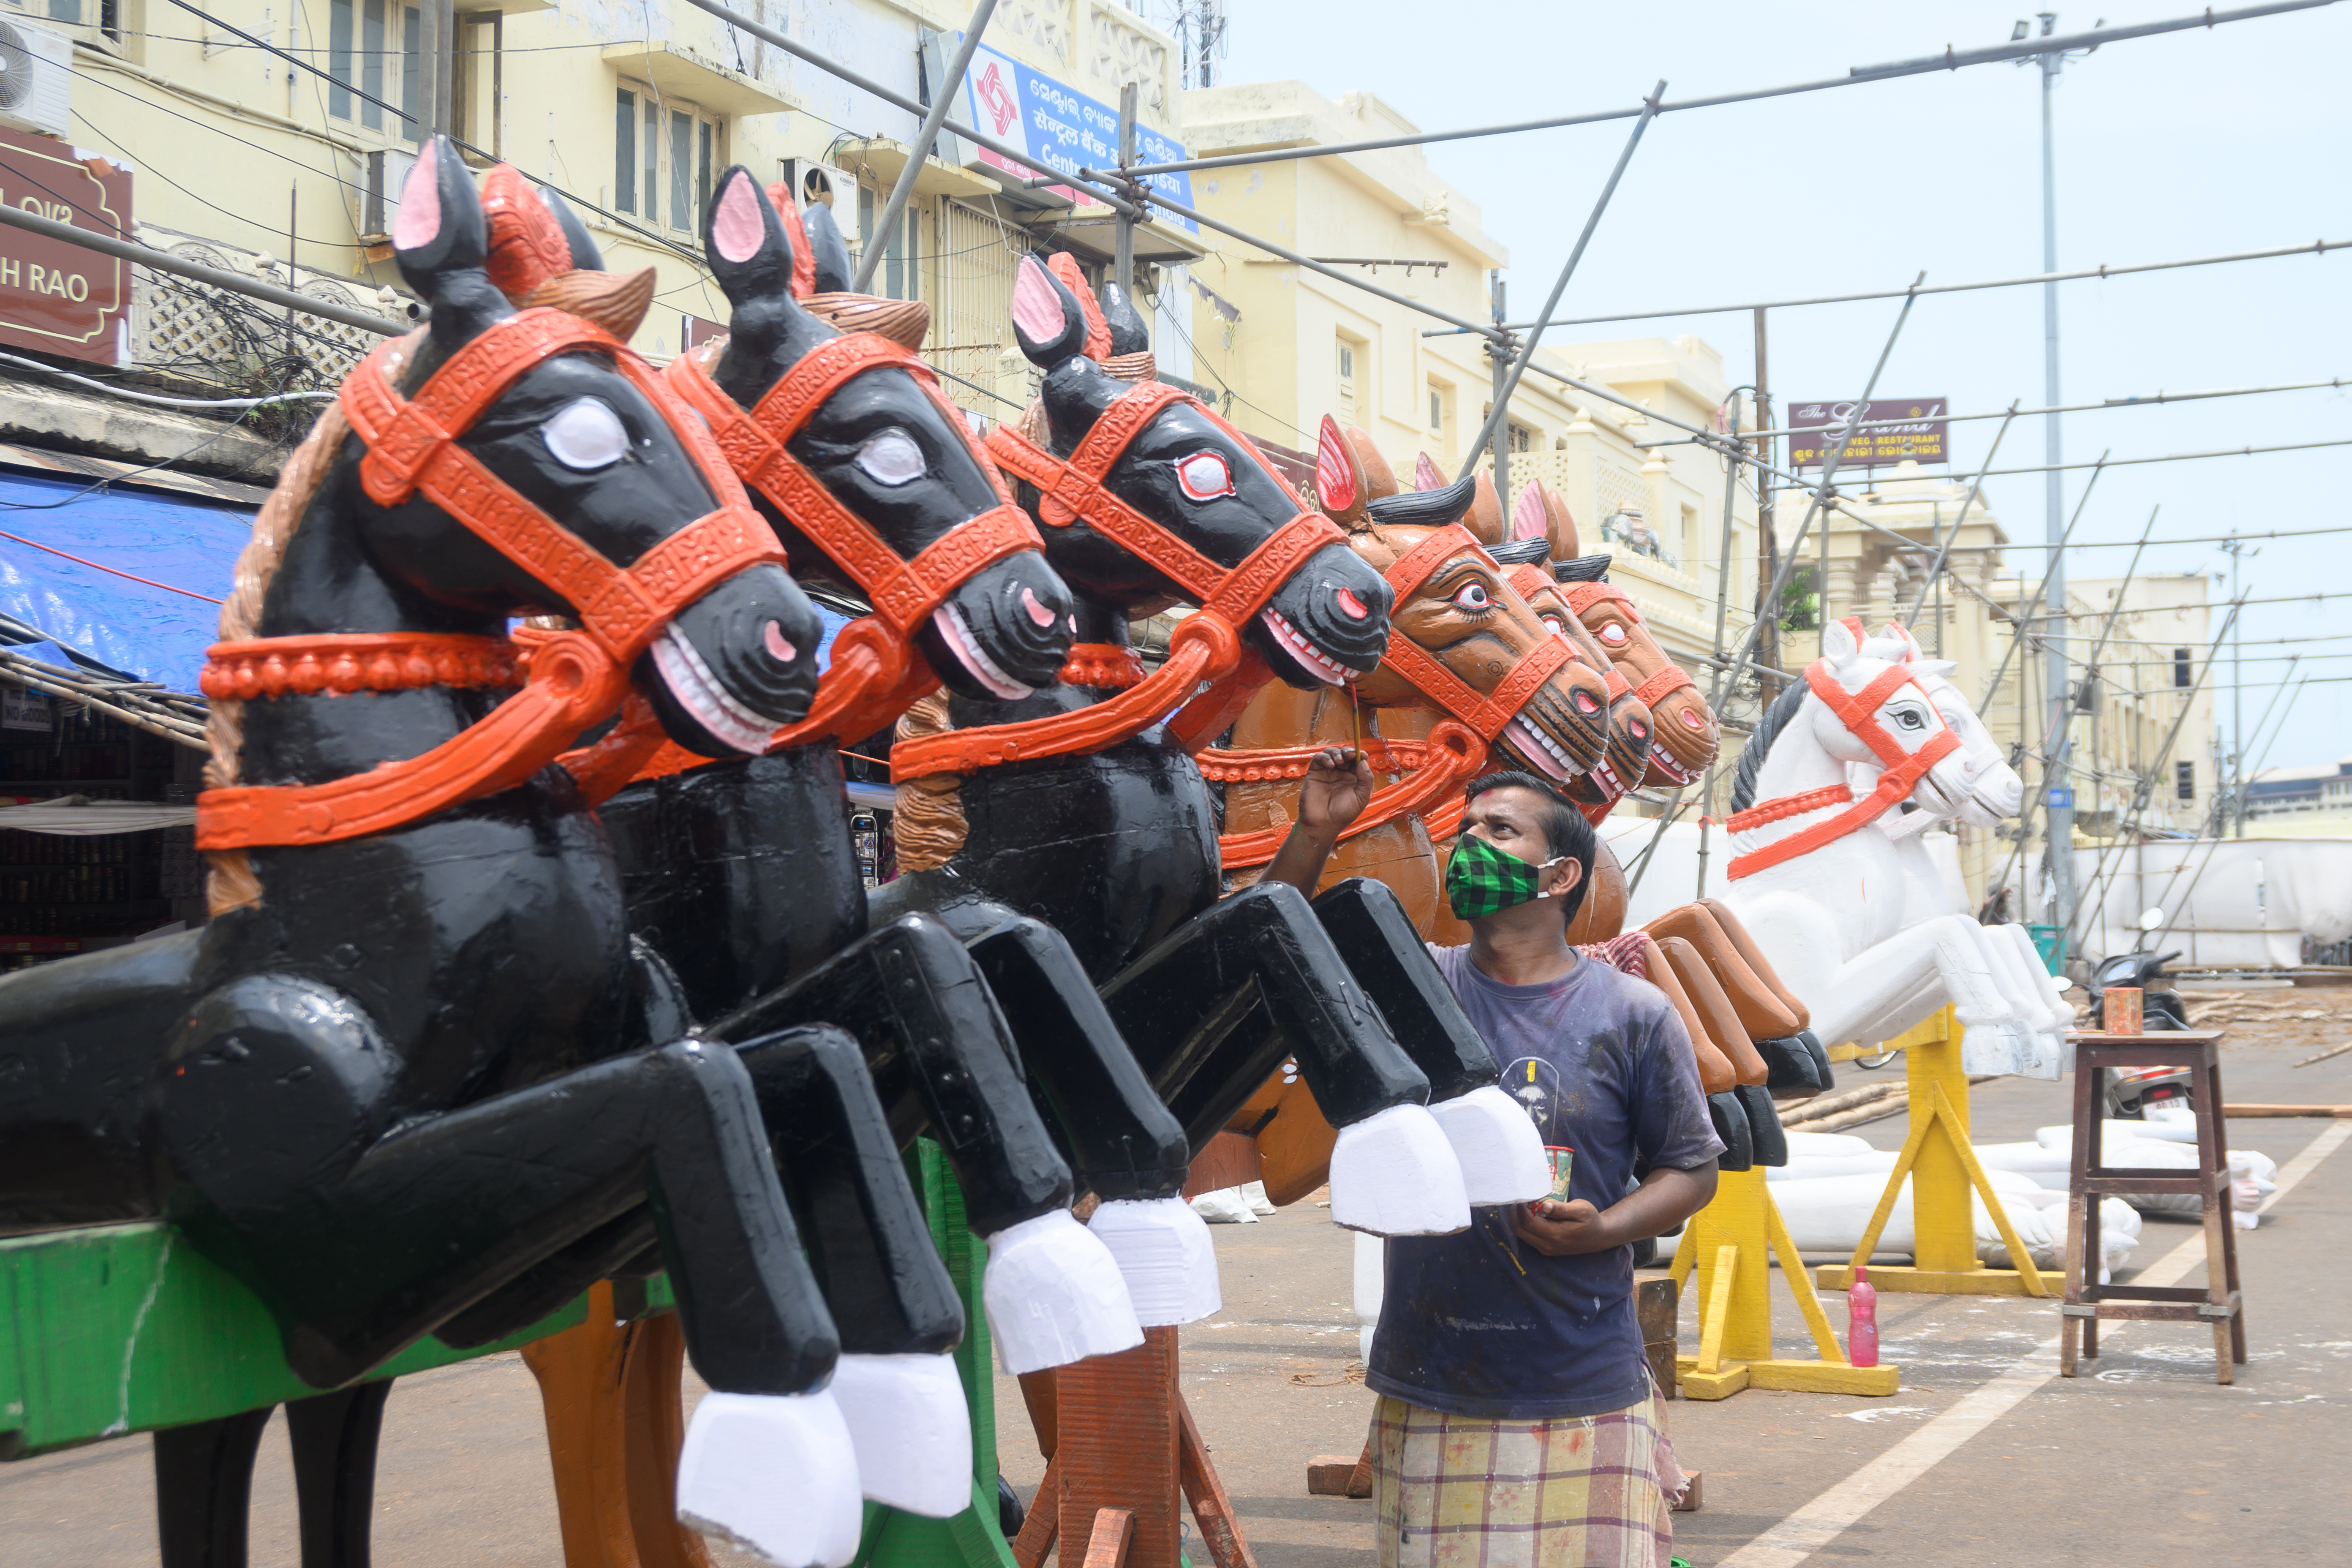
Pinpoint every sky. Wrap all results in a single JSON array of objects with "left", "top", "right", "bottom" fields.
[{"left": 1182, "top": 0, "right": 2352, "bottom": 770}]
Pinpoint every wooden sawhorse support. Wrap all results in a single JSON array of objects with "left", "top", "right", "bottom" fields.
[
  {"left": 2061, "top": 1031, "right": 2245, "bottom": 1383},
  {"left": 1669, "top": 1167, "right": 1898, "bottom": 1399},
  {"left": 1813, "top": 1006, "right": 2052, "bottom": 1299},
  {"left": 1012, "top": 1328, "right": 1256, "bottom": 1568}
]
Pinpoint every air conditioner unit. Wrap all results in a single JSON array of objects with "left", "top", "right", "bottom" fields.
[
  {"left": 0, "top": 20, "right": 73, "bottom": 141},
  {"left": 361, "top": 148, "right": 419, "bottom": 246}
]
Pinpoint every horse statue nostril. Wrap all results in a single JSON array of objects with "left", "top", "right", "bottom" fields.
[
  {"left": 1335, "top": 587, "right": 1369, "bottom": 620},
  {"left": 1022, "top": 588, "right": 1057, "bottom": 628},
  {"left": 1629, "top": 721, "right": 1649, "bottom": 742},
  {"left": 763, "top": 619, "right": 798, "bottom": 663},
  {"left": 1572, "top": 690, "right": 1600, "bottom": 716},
  {"left": 1679, "top": 708, "right": 1704, "bottom": 730}
]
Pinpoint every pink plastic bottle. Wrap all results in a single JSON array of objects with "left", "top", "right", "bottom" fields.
[{"left": 1847, "top": 1263, "right": 1880, "bottom": 1369}]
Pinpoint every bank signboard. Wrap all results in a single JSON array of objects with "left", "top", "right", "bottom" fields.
[
  {"left": 954, "top": 41, "right": 1196, "bottom": 230},
  {"left": 0, "top": 127, "right": 132, "bottom": 367},
  {"left": 1786, "top": 398, "right": 1948, "bottom": 469}
]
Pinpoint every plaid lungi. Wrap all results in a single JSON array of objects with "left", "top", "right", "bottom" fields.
[{"left": 1370, "top": 1393, "right": 1676, "bottom": 1568}]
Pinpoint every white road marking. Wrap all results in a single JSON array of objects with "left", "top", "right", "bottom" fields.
[{"left": 1716, "top": 1120, "right": 2349, "bottom": 1568}]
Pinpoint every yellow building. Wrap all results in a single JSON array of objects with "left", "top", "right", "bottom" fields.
[
  {"left": 41, "top": 0, "right": 1198, "bottom": 427},
  {"left": 1175, "top": 79, "right": 1762, "bottom": 744}
]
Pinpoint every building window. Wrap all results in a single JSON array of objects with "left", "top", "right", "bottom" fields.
[
  {"left": 1334, "top": 335, "right": 1362, "bottom": 427},
  {"left": 1507, "top": 422, "right": 1533, "bottom": 453},
  {"left": 2174, "top": 647, "right": 2192, "bottom": 688},
  {"left": 1429, "top": 391, "right": 1441, "bottom": 431},
  {"left": 616, "top": 86, "right": 721, "bottom": 232},
  {"left": 1680, "top": 503, "right": 1699, "bottom": 566},
  {"left": 2177, "top": 761, "right": 2196, "bottom": 800},
  {"left": 327, "top": 0, "right": 424, "bottom": 141},
  {"left": 453, "top": 14, "right": 504, "bottom": 159}
]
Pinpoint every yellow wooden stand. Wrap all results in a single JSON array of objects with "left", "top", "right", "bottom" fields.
[
  {"left": 1668, "top": 1167, "right": 1900, "bottom": 1399},
  {"left": 1811, "top": 1005, "right": 2052, "bottom": 1298}
]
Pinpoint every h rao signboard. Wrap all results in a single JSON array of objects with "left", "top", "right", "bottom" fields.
[
  {"left": 1786, "top": 398, "right": 1948, "bottom": 469},
  {"left": 955, "top": 41, "right": 1196, "bottom": 231},
  {"left": 0, "top": 127, "right": 133, "bottom": 367}
]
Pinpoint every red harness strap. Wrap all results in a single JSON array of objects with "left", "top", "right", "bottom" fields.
[
  {"left": 1723, "top": 658, "right": 1960, "bottom": 880},
  {"left": 887, "top": 382, "right": 1344, "bottom": 783},
  {"left": 1211, "top": 526, "right": 1584, "bottom": 869},
  {"left": 198, "top": 313, "right": 787, "bottom": 849}
]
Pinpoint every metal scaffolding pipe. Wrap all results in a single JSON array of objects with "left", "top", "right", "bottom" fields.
[{"left": 1642, "top": 375, "right": 2349, "bottom": 445}]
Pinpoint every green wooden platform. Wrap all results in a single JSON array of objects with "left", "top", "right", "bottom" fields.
[
  {"left": 0, "top": 1220, "right": 597, "bottom": 1461},
  {"left": 2, "top": 1141, "right": 1018, "bottom": 1568}
]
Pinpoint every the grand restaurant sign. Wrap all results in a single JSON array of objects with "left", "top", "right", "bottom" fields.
[{"left": 0, "top": 126, "right": 132, "bottom": 366}]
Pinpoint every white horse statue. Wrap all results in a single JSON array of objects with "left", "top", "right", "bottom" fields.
[{"left": 1609, "top": 617, "right": 2066, "bottom": 1078}]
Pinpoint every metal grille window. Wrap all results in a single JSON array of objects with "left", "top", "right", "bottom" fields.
[
  {"left": 2176, "top": 760, "right": 2196, "bottom": 800},
  {"left": 327, "top": 0, "right": 424, "bottom": 141},
  {"left": 2174, "top": 648, "right": 2192, "bottom": 688}
]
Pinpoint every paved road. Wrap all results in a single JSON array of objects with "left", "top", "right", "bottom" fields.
[{"left": 6, "top": 1022, "right": 2347, "bottom": 1565}]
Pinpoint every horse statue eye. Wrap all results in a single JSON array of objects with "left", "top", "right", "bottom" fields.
[
  {"left": 855, "top": 429, "right": 926, "bottom": 486},
  {"left": 1451, "top": 582, "right": 1491, "bottom": 610},
  {"left": 1897, "top": 709, "right": 1924, "bottom": 729},
  {"left": 1174, "top": 450, "right": 1233, "bottom": 501},
  {"left": 1599, "top": 623, "right": 1628, "bottom": 645},
  {"left": 1541, "top": 615, "right": 1566, "bottom": 636},
  {"left": 541, "top": 397, "right": 630, "bottom": 471}
]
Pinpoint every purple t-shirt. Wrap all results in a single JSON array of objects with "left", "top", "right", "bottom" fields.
[{"left": 1366, "top": 947, "right": 1723, "bottom": 1421}]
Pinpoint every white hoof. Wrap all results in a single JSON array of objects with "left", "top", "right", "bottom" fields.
[
  {"left": 1090, "top": 1196, "right": 1222, "bottom": 1326},
  {"left": 677, "top": 1389, "right": 863, "bottom": 1567},
  {"left": 828, "top": 1354, "right": 972, "bottom": 1519},
  {"left": 1960, "top": 1022, "right": 2025, "bottom": 1077},
  {"left": 983, "top": 1209, "right": 1145, "bottom": 1374},
  {"left": 1327, "top": 1102, "right": 1470, "bottom": 1236},
  {"left": 1426, "top": 1085, "right": 1552, "bottom": 1204}
]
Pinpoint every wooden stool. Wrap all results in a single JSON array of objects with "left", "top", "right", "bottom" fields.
[{"left": 2061, "top": 1031, "right": 2246, "bottom": 1383}]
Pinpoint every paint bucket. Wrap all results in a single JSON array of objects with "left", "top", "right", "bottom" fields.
[{"left": 2104, "top": 986, "right": 2144, "bottom": 1035}]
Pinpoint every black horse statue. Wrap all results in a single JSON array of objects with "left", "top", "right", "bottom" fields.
[
  {"left": 0, "top": 141, "right": 938, "bottom": 1568},
  {"left": 864, "top": 256, "right": 1552, "bottom": 1247},
  {"left": 579, "top": 169, "right": 1189, "bottom": 1389}
]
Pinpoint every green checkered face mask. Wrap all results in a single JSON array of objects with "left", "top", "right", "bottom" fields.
[{"left": 1444, "top": 831, "right": 1568, "bottom": 921}]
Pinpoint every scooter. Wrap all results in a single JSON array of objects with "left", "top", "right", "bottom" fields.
[{"left": 2086, "top": 943, "right": 2195, "bottom": 1119}]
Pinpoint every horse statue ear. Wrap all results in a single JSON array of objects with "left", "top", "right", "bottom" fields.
[
  {"left": 704, "top": 165, "right": 831, "bottom": 369},
  {"left": 1540, "top": 482, "right": 1581, "bottom": 560},
  {"left": 1010, "top": 254, "right": 1093, "bottom": 370},
  {"left": 1509, "top": 479, "right": 1549, "bottom": 545},
  {"left": 1878, "top": 620, "right": 1928, "bottom": 664},
  {"left": 1464, "top": 471, "right": 1505, "bottom": 544},
  {"left": 1346, "top": 427, "right": 1398, "bottom": 499},
  {"left": 800, "top": 200, "right": 853, "bottom": 294},
  {"left": 1314, "top": 414, "right": 1367, "bottom": 523},
  {"left": 1098, "top": 277, "right": 1151, "bottom": 356},
  {"left": 1821, "top": 615, "right": 1863, "bottom": 663},
  {"left": 1413, "top": 451, "right": 1443, "bottom": 492},
  {"left": 392, "top": 137, "right": 506, "bottom": 347},
  {"left": 538, "top": 185, "right": 606, "bottom": 272}
]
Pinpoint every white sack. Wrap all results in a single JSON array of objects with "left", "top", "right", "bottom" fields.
[{"left": 1189, "top": 1187, "right": 1259, "bottom": 1225}]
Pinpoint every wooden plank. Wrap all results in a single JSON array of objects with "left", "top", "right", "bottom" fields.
[
  {"left": 1742, "top": 1359, "right": 1901, "bottom": 1396},
  {"left": 1694, "top": 1245, "right": 1736, "bottom": 1375},
  {"left": 1058, "top": 1328, "right": 1182, "bottom": 1568},
  {"left": 1181, "top": 1131, "right": 1263, "bottom": 1200},
  {"left": 1932, "top": 1080, "right": 2049, "bottom": 1297},
  {"left": 1010, "top": 1456, "right": 1059, "bottom": 1568},
  {"left": 1081, "top": 1508, "right": 1135, "bottom": 1568},
  {"left": 1176, "top": 1392, "right": 1259, "bottom": 1568},
  {"left": 2224, "top": 1104, "right": 2352, "bottom": 1117},
  {"left": 1305, "top": 1456, "right": 1359, "bottom": 1496}
]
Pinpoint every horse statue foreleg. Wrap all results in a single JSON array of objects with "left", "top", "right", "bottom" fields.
[{"left": 711, "top": 914, "right": 1148, "bottom": 1371}]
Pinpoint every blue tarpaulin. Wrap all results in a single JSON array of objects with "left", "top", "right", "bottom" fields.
[
  {"left": 0, "top": 471, "right": 249, "bottom": 691},
  {"left": 0, "top": 468, "right": 856, "bottom": 692}
]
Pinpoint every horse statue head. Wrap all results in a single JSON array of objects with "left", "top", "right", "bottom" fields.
[
  {"left": 999, "top": 256, "right": 1391, "bottom": 688},
  {"left": 1488, "top": 480, "right": 1658, "bottom": 806},
  {"left": 203, "top": 139, "right": 823, "bottom": 907},
  {"left": 1313, "top": 427, "right": 1611, "bottom": 784},
  {"left": 689, "top": 168, "right": 1074, "bottom": 703},
  {"left": 1845, "top": 618, "right": 2023, "bottom": 825},
  {"left": 1728, "top": 615, "right": 1976, "bottom": 856},
  {"left": 1544, "top": 497, "right": 1719, "bottom": 788}
]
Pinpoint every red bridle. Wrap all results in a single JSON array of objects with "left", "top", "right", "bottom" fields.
[
  {"left": 886, "top": 380, "right": 1347, "bottom": 783},
  {"left": 1206, "top": 523, "right": 1577, "bottom": 867},
  {"left": 198, "top": 311, "right": 787, "bottom": 850},
  {"left": 1722, "top": 656, "right": 1960, "bottom": 880}
]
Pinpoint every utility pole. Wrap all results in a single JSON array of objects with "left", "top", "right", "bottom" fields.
[
  {"left": 1488, "top": 271, "right": 1510, "bottom": 502},
  {"left": 2016, "top": 10, "right": 2096, "bottom": 934},
  {"left": 1753, "top": 307, "right": 1778, "bottom": 679},
  {"left": 2220, "top": 528, "right": 2257, "bottom": 834}
]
